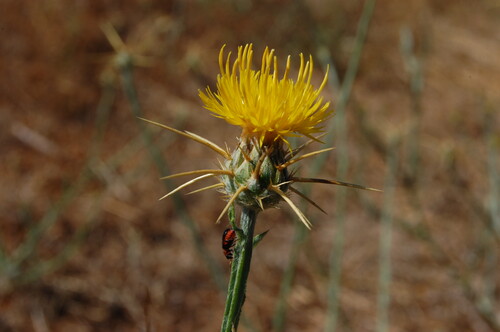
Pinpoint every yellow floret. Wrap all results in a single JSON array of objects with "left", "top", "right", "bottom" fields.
[{"left": 199, "top": 44, "right": 333, "bottom": 146}]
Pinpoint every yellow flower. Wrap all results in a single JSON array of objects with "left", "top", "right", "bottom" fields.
[
  {"left": 199, "top": 44, "right": 332, "bottom": 146},
  {"left": 141, "top": 44, "right": 379, "bottom": 230}
]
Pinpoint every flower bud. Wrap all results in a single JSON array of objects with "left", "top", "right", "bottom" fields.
[{"left": 221, "top": 139, "right": 290, "bottom": 210}]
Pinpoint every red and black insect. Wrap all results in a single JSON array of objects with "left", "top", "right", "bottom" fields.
[{"left": 222, "top": 228, "right": 236, "bottom": 260}]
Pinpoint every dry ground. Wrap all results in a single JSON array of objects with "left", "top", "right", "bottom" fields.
[{"left": 1, "top": 0, "right": 499, "bottom": 331}]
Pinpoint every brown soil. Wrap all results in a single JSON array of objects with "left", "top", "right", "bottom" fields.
[{"left": 1, "top": 0, "right": 499, "bottom": 331}]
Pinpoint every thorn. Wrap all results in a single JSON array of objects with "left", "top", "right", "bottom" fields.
[
  {"left": 160, "top": 169, "right": 233, "bottom": 180},
  {"left": 291, "top": 177, "right": 382, "bottom": 192},
  {"left": 289, "top": 186, "right": 327, "bottom": 214},
  {"left": 302, "top": 132, "right": 326, "bottom": 144},
  {"left": 238, "top": 143, "right": 252, "bottom": 162},
  {"left": 286, "top": 133, "right": 327, "bottom": 158},
  {"left": 276, "top": 180, "right": 293, "bottom": 187},
  {"left": 270, "top": 185, "right": 312, "bottom": 229},
  {"left": 256, "top": 197, "right": 264, "bottom": 210},
  {"left": 138, "top": 117, "right": 231, "bottom": 160},
  {"left": 186, "top": 183, "right": 225, "bottom": 195},
  {"left": 186, "top": 130, "right": 232, "bottom": 160},
  {"left": 252, "top": 146, "right": 273, "bottom": 179},
  {"left": 215, "top": 185, "right": 248, "bottom": 224},
  {"left": 159, "top": 173, "right": 216, "bottom": 200},
  {"left": 278, "top": 147, "right": 334, "bottom": 170}
]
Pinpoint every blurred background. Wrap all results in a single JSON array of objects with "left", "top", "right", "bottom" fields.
[{"left": 1, "top": 0, "right": 499, "bottom": 331}]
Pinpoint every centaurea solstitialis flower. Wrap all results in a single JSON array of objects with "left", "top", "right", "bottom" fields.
[
  {"left": 142, "top": 44, "right": 380, "bottom": 332},
  {"left": 141, "top": 44, "right": 379, "bottom": 229}
]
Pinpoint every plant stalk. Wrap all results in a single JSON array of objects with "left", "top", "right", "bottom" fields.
[{"left": 221, "top": 207, "right": 258, "bottom": 332}]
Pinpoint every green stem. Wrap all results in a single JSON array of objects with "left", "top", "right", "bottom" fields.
[{"left": 221, "top": 207, "right": 258, "bottom": 332}]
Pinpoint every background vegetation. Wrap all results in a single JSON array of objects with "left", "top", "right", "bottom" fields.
[{"left": 1, "top": 0, "right": 499, "bottom": 331}]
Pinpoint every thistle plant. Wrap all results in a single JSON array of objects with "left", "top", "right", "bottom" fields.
[{"left": 142, "top": 44, "right": 379, "bottom": 331}]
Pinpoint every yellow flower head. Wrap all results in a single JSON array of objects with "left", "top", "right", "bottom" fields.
[
  {"left": 142, "top": 44, "right": 379, "bottom": 230},
  {"left": 199, "top": 44, "right": 333, "bottom": 146}
]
